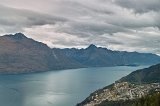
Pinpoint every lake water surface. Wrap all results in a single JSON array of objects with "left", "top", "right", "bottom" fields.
[{"left": 0, "top": 66, "right": 148, "bottom": 106}]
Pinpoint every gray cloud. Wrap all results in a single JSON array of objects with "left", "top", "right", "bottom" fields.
[
  {"left": 0, "top": 0, "right": 160, "bottom": 54},
  {"left": 114, "top": 0, "right": 160, "bottom": 13},
  {"left": 0, "top": 5, "right": 67, "bottom": 33}
]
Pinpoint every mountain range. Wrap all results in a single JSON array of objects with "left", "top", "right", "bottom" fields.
[
  {"left": 0, "top": 33, "right": 160, "bottom": 74},
  {"left": 54, "top": 44, "right": 160, "bottom": 67}
]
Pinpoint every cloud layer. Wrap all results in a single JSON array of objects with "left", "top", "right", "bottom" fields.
[{"left": 0, "top": 0, "right": 160, "bottom": 54}]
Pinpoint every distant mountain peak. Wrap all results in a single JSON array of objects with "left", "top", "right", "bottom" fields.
[
  {"left": 13, "top": 33, "right": 27, "bottom": 39},
  {"left": 87, "top": 44, "right": 97, "bottom": 49},
  {"left": 4, "top": 33, "right": 27, "bottom": 40},
  {"left": 14, "top": 32, "right": 26, "bottom": 36}
]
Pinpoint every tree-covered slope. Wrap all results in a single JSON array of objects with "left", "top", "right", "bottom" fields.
[{"left": 119, "top": 64, "right": 160, "bottom": 84}]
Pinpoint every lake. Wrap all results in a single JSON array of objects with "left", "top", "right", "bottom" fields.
[{"left": 0, "top": 66, "right": 148, "bottom": 106}]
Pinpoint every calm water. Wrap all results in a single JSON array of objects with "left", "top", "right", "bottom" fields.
[{"left": 0, "top": 66, "right": 148, "bottom": 106}]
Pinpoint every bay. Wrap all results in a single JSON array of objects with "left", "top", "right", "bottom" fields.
[{"left": 0, "top": 66, "right": 147, "bottom": 106}]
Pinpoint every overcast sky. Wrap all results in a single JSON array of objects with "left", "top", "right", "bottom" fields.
[{"left": 0, "top": 0, "right": 160, "bottom": 54}]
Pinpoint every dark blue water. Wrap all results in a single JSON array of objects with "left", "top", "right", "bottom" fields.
[{"left": 0, "top": 66, "right": 147, "bottom": 106}]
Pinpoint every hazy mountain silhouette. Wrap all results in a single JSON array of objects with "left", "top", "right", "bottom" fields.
[{"left": 54, "top": 44, "right": 160, "bottom": 67}]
